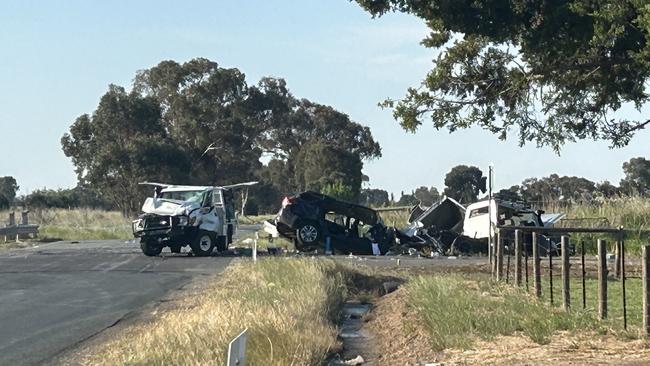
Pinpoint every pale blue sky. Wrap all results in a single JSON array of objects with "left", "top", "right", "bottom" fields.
[{"left": 1, "top": 1, "right": 648, "bottom": 196}]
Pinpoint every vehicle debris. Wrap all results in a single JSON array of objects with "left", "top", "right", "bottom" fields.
[
  {"left": 264, "top": 191, "right": 395, "bottom": 255},
  {"left": 132, "top": 181, "right": 257, "bottom": 256},
  {"left": 404, "top": 198, "right": 566, "bottom": 255},
  {"left": 264, "top": 190, "right": 565, "bottom": 256}
]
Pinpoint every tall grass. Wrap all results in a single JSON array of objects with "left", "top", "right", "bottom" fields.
[
  {"left": 407, "top": 274, "right": 602, "bottom": 350},
  {"left": 552, "top": 197, "right": 650, "bottom": 254},
  {"left": 0, "top": 208, "right": 132, "bottom": 241},
  {"left": 82, "top": 258, "right": 347, "bottom": 366}
]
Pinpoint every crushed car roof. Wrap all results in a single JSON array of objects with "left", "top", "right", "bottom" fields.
[{"left": 294, "top": 191, "right": 380, "bottom": 225}]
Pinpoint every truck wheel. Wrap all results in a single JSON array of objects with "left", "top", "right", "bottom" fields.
[
  {"left": 297, "top": 221, "right": 322, "bottom": 246},
  {"left": 191, "top": 230, "right": 216, "bottom": 257},
  {"left": 216, "top": 236, "right": 228, "bottom": 252},
  {"left": 140, "top": 239, "right": 162, "bottom": 256}
]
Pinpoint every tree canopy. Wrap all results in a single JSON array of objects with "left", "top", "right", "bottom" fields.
[
  {"left": 620, "top": 156, "right": 650, "bottom": 195},
  {"left": 355, "top": 0, "right": 650, "bottom": 151},
  {"left": 444, "top": 165, "right": 485, "bottom": 203},
  {"left": 62, "top": 58, "right": 380, "bottom": 214},
  {"left": 0, "top": 176, "right": 18, "bottom": 209}
]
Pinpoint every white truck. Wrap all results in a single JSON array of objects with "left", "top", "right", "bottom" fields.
[{"left": 132, "top": 182, "right": 257, "bottom": 256}]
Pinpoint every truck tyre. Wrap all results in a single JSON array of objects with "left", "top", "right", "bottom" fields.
[
  {"left": 141, "top": 239, "right": 162, "bottom": 256},
  {"left": 296, "top": 220, "right": 322, "bottom": 247},
  {"left": 191, "top": 230, "right": 216, "bottom": 257},
  {"left": 216, "top": 236, "right": 228, "bottom": 252}
]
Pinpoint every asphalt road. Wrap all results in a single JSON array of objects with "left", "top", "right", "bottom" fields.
[{"left": 0, "top": 225, "right": 259, "bottom": 366}]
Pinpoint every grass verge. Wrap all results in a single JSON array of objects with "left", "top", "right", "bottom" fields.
[
  {"left": 407, "top": 274, "right": 603, "bottom": 351},
  {"left": 80, "top": 258, "right": 347, "bottom": 366},
  {"left": 0, "top": 208, "right": 132, "bottom": 241}
]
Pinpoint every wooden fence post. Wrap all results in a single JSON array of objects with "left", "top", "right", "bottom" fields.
[
  {"left": 641, "top": 245, "right": 650, "bottom": 336},
  {"left": 614, "top": 241, "right": 621, "bottom": 278},
  {"left": 533, "top": 232, "right": 541, "bottom": 298},
  {"left": 621, "top": 239, "right": 627, "bottom": 330},
  {"left": 496, "top": 231, "right": 504, "bottom": 281},
  {"left": 515, "top": 229, "right": 522, "bottom": 287},
  {"left": 598, "top": 239, "right": 608, "bottom": 320},
  {"left": 562, "top": 236, "right": 571, "bottom": 311}
]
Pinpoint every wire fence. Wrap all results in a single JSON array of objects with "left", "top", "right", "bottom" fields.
[{"left": 492, "top": 226, "right": 650, "bottom": 334}]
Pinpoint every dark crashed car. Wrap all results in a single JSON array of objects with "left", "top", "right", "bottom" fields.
[{"left": 265, "top": 191, "right": 393, "bottom": 255}]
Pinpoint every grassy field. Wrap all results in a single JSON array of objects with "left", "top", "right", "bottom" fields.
[
  {"left": 553, "top": 197, "right": 650, "bottom": 255},
  {"left": 539, "top": 276, "right": 644, "bottom": 332},
  {"left": 406, "top": 274, "right": 604, "bottom": 351},
  {"left": 81, "top": 258, "right": 348, "bottom": 366},
  {"left": 0, "top": 208, "right": 132, "bottom": 241}
]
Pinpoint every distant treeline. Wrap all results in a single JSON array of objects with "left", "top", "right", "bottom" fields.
[
  {"left": 360, "top": 157, "right": 650, "bottom": 208},
  {"left": 2, "top": 157, "right": 648, "bottom": 213}
]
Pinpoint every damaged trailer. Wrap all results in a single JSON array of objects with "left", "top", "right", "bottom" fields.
[{"left": 403, "top": 197, "right": 566, "bottom": 255}]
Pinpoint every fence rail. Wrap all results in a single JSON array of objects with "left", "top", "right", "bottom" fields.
[{"left": 494, "top": 225, "right": 650, "bottom": 335}]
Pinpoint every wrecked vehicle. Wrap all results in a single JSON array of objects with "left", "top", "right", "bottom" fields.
[
  {"left": 132, "top": 181, "right": 257, "bottom": 256},
  {"left": 264, "top": 191, "right": 394, "bottom": 255},
  {"left": 405, "top": 197, "right": 565, "bottom": 255}
]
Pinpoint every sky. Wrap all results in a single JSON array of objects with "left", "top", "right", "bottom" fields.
[{"left": 1, "top": 0, "right": 648, "bottom": 196}]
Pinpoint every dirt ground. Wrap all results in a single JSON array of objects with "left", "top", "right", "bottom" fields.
[{"left": 364, "top": 288, "right": 650, "bottom": 366}]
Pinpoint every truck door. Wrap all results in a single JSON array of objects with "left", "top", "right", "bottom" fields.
[{"left": 212, "top": 188, "right": 226, "bottom": 236}]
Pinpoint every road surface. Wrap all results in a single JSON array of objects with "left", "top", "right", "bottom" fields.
[{"left": 0, "top": 225, "right": 259, "bottom": 366}]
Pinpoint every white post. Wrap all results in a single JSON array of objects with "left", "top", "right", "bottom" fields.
[
  {"left": 488, "top": 164, "right": 494, "bottom": 270},
  {"left": 253, "top": 233, "right": 258, "bottom": 262},
  {"left": 227, "top": 328, "right": 249, "bottom": 366}
]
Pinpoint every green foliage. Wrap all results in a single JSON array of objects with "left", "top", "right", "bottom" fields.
[
  {"left": 396, "top": 190, "right": 418, "bottom": 206},
  {"left": 495, "top": 185, "right": 523, "bottom": 202},
  {"left": 520, "top": 174, "right": 597, "bottom": 203},
  {"left": 620, "top": 157, "right": 650, "bottom": 196},
  {"left": 360, "top": 188, "right": 390, "bottom": 207},
  {"left": 293, "top": 142, "right": 364, "bottom": 200},
  {"left": 0, "top": 176, "right": 18, "bottom": 209},
  {"left": 62, "top": 59, "right": 380, "bottom": 215},
  {"left": 24, "top": 186, "right": 111, "bottom": 209},
  {"left": 414, "top": 186, "right": 440, "bottom": 206},
  {"left": 61, "top": 85, "right": 191, "bottom": 215},
  {"left": 355, "top": 0, "right": 650, "bottom": 150},
  {"left": 444, "top": 165, "right": 484, "bottom": 203},
  {"left": 321, "top": 181, "right": 356, "bottom": 202}
]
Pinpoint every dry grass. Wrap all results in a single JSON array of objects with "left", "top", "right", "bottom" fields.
[
  {"left": 0, "top": 208, "right": 132, "bottom": 241},
  {"left": 377, "top": 209, "right": 410, "bottom": 228},
  {"left": 551, "top": 197, "right": 650, "bottom": 255},
  {"left": 79, "top": 258, "right": 347, "bottom": 366},
  {"left": 238, "top": 214, "right": 276, "bottom": 225}
]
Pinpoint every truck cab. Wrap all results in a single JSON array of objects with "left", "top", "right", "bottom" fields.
[{"left": 132, "top": 182, "right": 255, "bottom": 256}]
